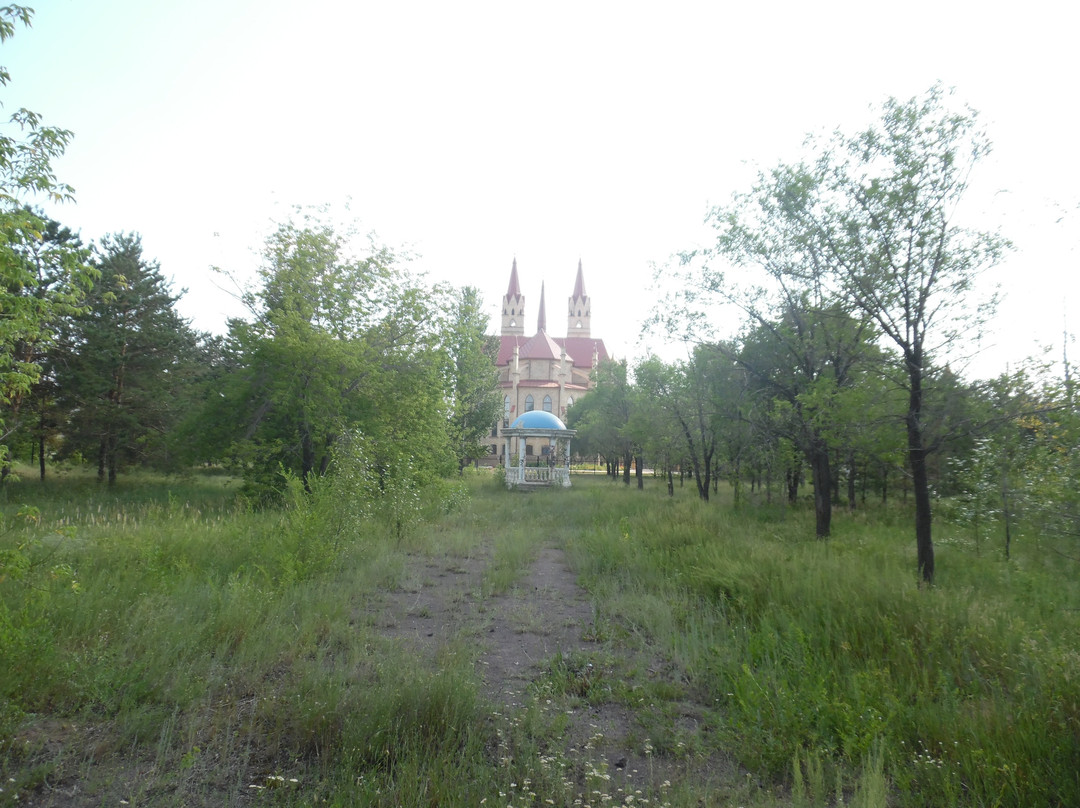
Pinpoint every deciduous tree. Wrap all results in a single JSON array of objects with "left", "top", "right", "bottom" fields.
[
  {"left": 818, "top": 86, "right": 1009, "bottom": 582},
  {"left": 0, "top": 10, "right": 94, "bottom": 460},
  {"left": 444, "top": 286, "right": 501, "bottom": 473}
]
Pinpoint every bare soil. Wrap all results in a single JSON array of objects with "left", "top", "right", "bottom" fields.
[{"left": 370, "top": 539, "right": 750, "bottom": 800}]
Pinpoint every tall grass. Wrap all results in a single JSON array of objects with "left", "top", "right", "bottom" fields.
[
  {"left": 2, "top": 467, "right": 1077, "bottom": 806},
  {"left": 565, "top": 477, "right": 1080, "bottom": 807}
]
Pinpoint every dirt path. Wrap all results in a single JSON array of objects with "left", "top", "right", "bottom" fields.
[
  {"left": 370, "top": 540, "right": 748, "bottom": 800},
  {"left": 373, "top": 544, "right": 596, "bottom": 706}
]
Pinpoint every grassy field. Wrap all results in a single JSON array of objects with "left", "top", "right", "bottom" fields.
[{"left": 1, "top": 467, "right": 1077, "bottom": 806}]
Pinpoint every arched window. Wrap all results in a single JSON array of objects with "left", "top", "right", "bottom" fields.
[
  {"left": 503, "top": 395, "right": 511, "bottom": 427},
  {"left": 566, "top": 396, "right": 575, "bottom": 409},
  {"left": 525, "top": 394, "right": 534, "bottom": 412},
  {"left": 543, "top": 395, "right": 552, "bottom": 413}
]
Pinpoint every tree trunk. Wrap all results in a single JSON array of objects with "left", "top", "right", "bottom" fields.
[
  {"left": 809, "top": 439, "right": 832, "bottom": 538},
  {"left": 667, "top": 467, "right": 674, "bottom": 496},
  {"left": 622, "top": 450, "right": 632, "bottom": 485},
  {"left": 732, "top": 454, "right": 742, "bottom": 504},
  {"left": 907, "top": 363, "right": 935, "bottom": 584},
  {"left": 635, "top": 455, "right": 643, "bottom": 489},
  {"left": 847, "top": 449, "right": 857, "bottom": 512},
  {"left": 300, "top": 419, "right": 315, "bottom": 492},
  {"left": 786, "top": 456, "right": 801, "bottom": 505},
  {"left": 1000, "top": 468, "right": 1012, "bottom": 560}
]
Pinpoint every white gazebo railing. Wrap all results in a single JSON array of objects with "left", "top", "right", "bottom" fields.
[
  {"left": 501, "top": 418, "right": 576, "bottom": 489},
  {"left": 516, "top": 465, "right": 571, "bottom": 486}
]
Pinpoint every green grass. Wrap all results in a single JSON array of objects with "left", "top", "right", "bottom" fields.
[{"left": 1, "top": 467, "right": 1077, "bottom": 806}]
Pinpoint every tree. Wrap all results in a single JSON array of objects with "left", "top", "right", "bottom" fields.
[
  {"left": 55, "top": 233, "right": 197, "bottom": 482},
  {"left": 631, "top": 356, "right": 687, "bottom": 495},
  {"left": 657, "top": 160, "right": 880, "bottom": 532},
  {"left": 666, "top": 85, "right": 1007, "bottom": 580},
  {"left": 3, "top": 213, "right": 89, "bottom": 478},
  {"left": 0, "top": 10, "right": 94, "bottom": 459},
  {"left": 733, "top": 308, "right": 876, "bottom": 535},
  {"left": 817, "top": 86, "right": 1009, "bottom": 582},
  {"left": 216, "top": 212, "right": 454, "bottom": 500},
  {"left": 566, "top": 359, "right": 635, "bottom": 482},
  {"left": 635, "top": 347, "right": 728, "bottom": 502},
  {"left": 444, "top": 286, "right": 501, "bottom": 473}
]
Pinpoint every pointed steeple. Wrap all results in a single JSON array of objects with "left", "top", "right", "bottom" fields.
[
  {"left": 572, "top": 259, "right": 586, "bottom": 299},
  {"left": 537, "top": 281, "right": 547, "bottom": 333},
  {"left": 567, "top": 260, "right": 591, "bottom": 338},
  {"left": 501, "top": 258, "right": 525, "bottom": 336},
  {"left": 507, "top": 257, "right": 522, "bottom": 299}
]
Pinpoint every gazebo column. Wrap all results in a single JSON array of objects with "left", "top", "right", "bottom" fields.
[{"left": 504, "top": 434, "right": 513, "bottom": 487}]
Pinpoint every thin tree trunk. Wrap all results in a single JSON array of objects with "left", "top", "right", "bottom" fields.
[
  {"left": 907, "top": 364, "right": 935, "bottom": 584},
  {"left": 1001, "top": 468, "right": 1012, "bottom": 560},
  {"left": 786, "top": 455, "right": 801, "bottom": 505},
  {"left": 847, "top": 449, "right": 857, "bottom": 512},
  {"left": 300, "top": 419, "right": 315, "bottom": 492},
  {"left": 810, "top": 439, "right": 832, "bottom": 538}
]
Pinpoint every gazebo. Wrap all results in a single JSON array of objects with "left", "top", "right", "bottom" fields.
[{"left": 501, "top": 410, "right": 576, "bottom": 489}]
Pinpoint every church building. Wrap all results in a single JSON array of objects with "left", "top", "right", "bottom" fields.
[{"left": 488, "top": 258, "right": 609, "bottom": 459}]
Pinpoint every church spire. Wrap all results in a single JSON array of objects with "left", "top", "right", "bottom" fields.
[
  {"left": 572, "top": 258, "right": 586, "bottom": 299},
  {"left": 507, "top": 257, "right": 522, "bottom": 299},
  {"left": 567, "top": 260, "right": 591, "bottom": 338},
  {"left": 537, "top": 281, "right": 547, "bottom": 333},
  {"left": 501, "top": 258, "right": 525, "bottom": 336}
]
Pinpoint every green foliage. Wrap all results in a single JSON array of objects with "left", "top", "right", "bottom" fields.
[
  {"left": 565, "top": 481, "right": 1079, "bottom": 807},
  {"left": 2, "top": 472, "right": 1078, "bottom": 806},
  {"left": 656, "top": 85, "right": 1010, "bottom": 581},
  {"left": 567, "top": 359, "right": 632, "bottom": 461},
  {"left": 444, "top": 286, "right": 501, "bottom": 471},
  {"left": 0, "top": 12, "right": 95, "bottom": 459},
  {"left": 52, "top": 233, "right": 196, "bottom": 482},
  {"left": 208, "top": 211, "right": 456, "bottom": 500}
]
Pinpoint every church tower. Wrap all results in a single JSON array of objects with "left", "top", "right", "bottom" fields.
[
  {"left": 566, "top": 259, "right": 591, "bottom": 338},
  {"left": 501, "top": 258, "right": 525, "bottom": 336}
]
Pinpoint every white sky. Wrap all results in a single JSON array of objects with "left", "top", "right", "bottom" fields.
[{"left": 5, "top": 0, "right": 1079, "bottom": 380}]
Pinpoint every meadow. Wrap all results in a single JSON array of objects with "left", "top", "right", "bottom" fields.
[{"left": 0, "top": 467, "right": 1077, "bottom": 806}]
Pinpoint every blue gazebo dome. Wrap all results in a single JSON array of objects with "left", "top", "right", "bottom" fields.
[{"left": 510, "top": 410, "right": 567, "bottom": 430}]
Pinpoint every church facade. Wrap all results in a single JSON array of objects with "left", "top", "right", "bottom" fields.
[{"left": 487, "top": 259, "right": 609, "bottom": 460}]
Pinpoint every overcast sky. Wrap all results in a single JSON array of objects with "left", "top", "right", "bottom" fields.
[{"left": 5, "top": 1, "right": 1078, "bottom": 380}]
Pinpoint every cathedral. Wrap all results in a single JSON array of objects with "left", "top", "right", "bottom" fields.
[{"left": 488, "top": 258, "right": 609, "bottom": 459}]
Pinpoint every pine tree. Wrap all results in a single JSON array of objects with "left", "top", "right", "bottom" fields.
[{"left": 55, "top": 233, "right": 197, "bottom": 482}]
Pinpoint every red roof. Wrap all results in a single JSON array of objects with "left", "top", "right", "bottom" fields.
[
  {"left": 558, "top": 336, "right": 609, "bottom": 365},
  {"left": 496, "top": 333, "right": 609, "bottom": 367},
  {"left": 520, "top": 328, "right": 562, "bottom": 360}
]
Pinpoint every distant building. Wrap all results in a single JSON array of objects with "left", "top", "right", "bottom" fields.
[{"left": 488, "top": 258, "right": 609, "bottom": 460}]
